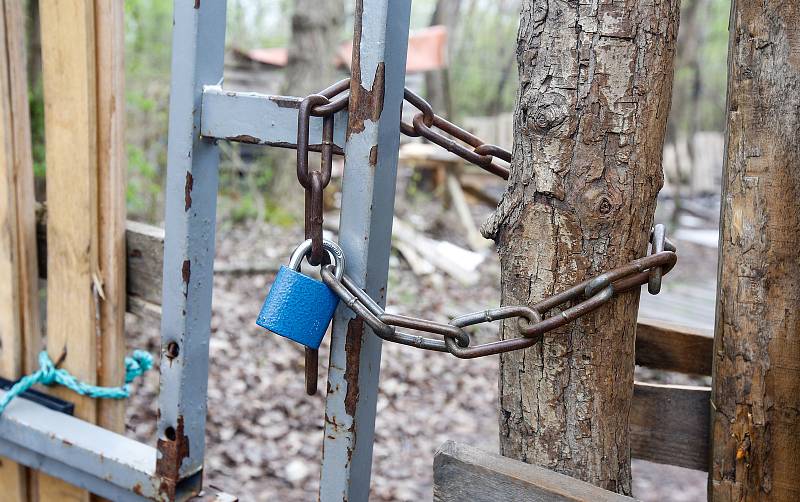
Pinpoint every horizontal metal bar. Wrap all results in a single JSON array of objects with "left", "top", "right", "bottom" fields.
[
  {"left": 0, "top": 389, "right": 161, "bottom": 498},
  {"left": 0, "top": 437, "right": 149, "bottom": 502},
  {"left": 200, "top": 86, "right": 348, "bottom": 151}
]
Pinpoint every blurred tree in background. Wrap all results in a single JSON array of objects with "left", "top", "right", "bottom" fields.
[{"left": 22, "top": 0, "right": 732, "bottom": 224}]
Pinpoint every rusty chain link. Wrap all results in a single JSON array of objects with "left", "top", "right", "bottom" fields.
[
  {"left": 292, "top": 79, "right": 677, "bottom": 371},
  {"left": 318, "top": 226, "right": 676, "bottom": 359},
  {"left": 295, "top": 81, "right": 350, "bottom": 394}
]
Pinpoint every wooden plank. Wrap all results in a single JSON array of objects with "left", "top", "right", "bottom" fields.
[
  {"left": 635, "top": 318, "right": 713, "bottom": 376},
  {"left": 630, "top": 382, "right": 710, "bottom": 472},
  {"left": 39, "top": 1, "right": 97, "bottom": 499},
  {"left": 36, "top": 214, "right": 165, "bottom": 307},
  {"left": 125, "top": 220, "right": 164, "bottom": 306},
  {"left": 1, "top": 1, "right": 41, "bottom": 500},
  {"left": 94, "top": 0, "right": 126, "bottom": 437},
  {"left": 433, "top": 441, "right": 637, "bottom": 502},
  {"left": 711, "top": 2, "right": 800, "bottom": 501},
  {"left": 0, "top": 3, "right": 27, "bottom": 500}
]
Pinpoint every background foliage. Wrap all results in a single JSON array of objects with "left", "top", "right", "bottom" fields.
[{"left": 26, "top": 0, "right": 733, "bottom": 223}]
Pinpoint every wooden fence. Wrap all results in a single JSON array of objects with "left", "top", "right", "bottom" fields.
[{"left": 0, "top": 2, "right": 126, "bottom": 500}]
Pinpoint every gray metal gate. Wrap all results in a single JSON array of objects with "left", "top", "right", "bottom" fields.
[{"left": 0, "top": 1, "right": 410, "bottom": 500}]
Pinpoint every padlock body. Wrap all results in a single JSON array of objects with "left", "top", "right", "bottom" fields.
[{"left": 256, "top": 265, "right": 339, "bottom": 349}]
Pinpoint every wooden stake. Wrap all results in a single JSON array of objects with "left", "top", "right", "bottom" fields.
[
  {"left": 39, "top": 1, "right": 97, "bottom": 499},
  {"left": 710, "top": 2, "right": 800, "bottom": 500},
  {"left": 0, "top": 1, "right": 42, "bottom": 500},
  {"left": 94, "top": 0, "right": 126, "bottom": 437}
]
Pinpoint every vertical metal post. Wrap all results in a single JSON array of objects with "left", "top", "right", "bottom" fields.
[
  {"left": 319, "top": 1, "right": 411, "bottom": 500},
  {"left": 157, "top": 1, "right": 227, "bottom": 497}
]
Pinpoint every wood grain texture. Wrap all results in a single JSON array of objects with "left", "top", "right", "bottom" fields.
[
  {"left": 94, "top": 0, "right": 126, "bottom": 437},
  {"left": 433, "top": 441, "right": 637, "bottom": 502},
  {"left": 0, "top": 3, "right": 27, "bottom": 500},
  {"left": 711, "top": 2, "right": 800, "bottom": 500},
  {"left": 484, "top": 1, "right": 680, "bottom": 494},
  {"left": 124, "top": 220, "right": 164, "bottom": 306},
  {"left": 39, "top": 0, "right": 97, "bottom": 499},
  {"left": 635, "top": 318, "right": 713, "bottom": 376},
  {"left": 630, "top": 382, "right": 710, "bottom": 472}
]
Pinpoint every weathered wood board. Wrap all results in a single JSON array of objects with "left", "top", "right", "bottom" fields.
[
  {"left": 630, "top": 382, "right": 710, "bottom": 472},
  {"left": 433, "top": 441, "right": 637, "bottom": 502},
  {"left": 635, "top": 319, "right": 713, "bottom": 376}
]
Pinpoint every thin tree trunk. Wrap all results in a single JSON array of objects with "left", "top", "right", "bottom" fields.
[
  {"left": 424, "top": 0, "right": 461, "bottom": 118},
  {"left": 269, "top": 0, "right": 345, "bottom": 206},
  {"left": 710, "top": 2, "right": 800, "bottom": 501},
  {"left": 483, "top": 1, "right": 680, "bottom": 494}
]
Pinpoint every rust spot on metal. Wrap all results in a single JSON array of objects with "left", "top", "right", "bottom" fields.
[
  {"left": 132, "top": 483, "right": 144, "bottom": 496},
  {"left": 369, "top": 145, "right": 378, "bottom": 166},
  {"left": 182, "top": 260, "right": 191, "bottom": 298},
  {"left": 347, "top": 2, "right": 386, "bottom": 136},
  {"left": 156, "top": 416, "right": 191, "bottom": 499},
  {"left": 194, "top": 0, "right": 200, "bottom": 8},
  {"left": 270, "top": 96, "right": 301, "bottom": 109},
  {"left": 343, "top": 317, "right": 363, "bottom": 416},
  {"left": 227, "top": 134, "right": 260, "bottom": 144},
  {"left": 129, "top": 248, "right": 142, "bottom": 258},
  {"left": 184, "top": 172, "right": 193, "bottom": 211}
]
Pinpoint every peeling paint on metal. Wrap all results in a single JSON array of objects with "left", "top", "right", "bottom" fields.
[
  {"left": 156, "top": 416, "right": 191, "bottom": 499},
  {"left": 184, "top": 172, "right": 193, "bottom": 211},
  {"left": 369, "top": 145, "right": 378, "bottom": 167},
  {"left": 343, "top": 318, "right": 363, "bottom": 416}
]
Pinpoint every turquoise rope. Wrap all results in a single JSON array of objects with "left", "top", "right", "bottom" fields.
[{"left": 0, "top": 350, "right": 154, "bottom": 415}]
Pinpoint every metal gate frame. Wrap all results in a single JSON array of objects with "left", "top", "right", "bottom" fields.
[{"left": 0, "top": 1, "right": 410, "bottom": 500}]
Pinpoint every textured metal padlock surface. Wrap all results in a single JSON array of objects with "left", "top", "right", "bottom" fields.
[{"left": 256, "top": 265, "right": 340, "bottom": 349}]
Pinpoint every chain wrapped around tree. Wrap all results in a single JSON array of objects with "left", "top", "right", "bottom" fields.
[{"left": 275, "top": 77, "right": 677, "bottom": 366}]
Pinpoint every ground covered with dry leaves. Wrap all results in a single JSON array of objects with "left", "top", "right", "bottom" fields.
[{"left": 125, "top": 188, "right": 709, "bottom": 501}]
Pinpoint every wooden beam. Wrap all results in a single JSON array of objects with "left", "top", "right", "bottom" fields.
[
  {"left": 711, "top": 2, "right": 800, "bottom": 500},
  {"left": 630, "top": 382, "right": 710, "bottom": 472},
  {"left": 0, "top": 1, "right": 42, "bottom": 500},
  {"left": 433, "top": 441, "right": 637, "bottom": 502},
  {"left": 0, "top": 3, "right": 26, "bottom": 500},
  {"left": 39, "top": 1, "right": 97, "bottom": 499},
  {"left": 635, "top": 319, "right": 713, "bottom": 376},
  {"left": 94, "top": 0, "right": 126, "bottom": 437}
]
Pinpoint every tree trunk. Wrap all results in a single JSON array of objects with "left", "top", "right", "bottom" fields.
[
  {"left": 282, "top": 0, "right": 345, "bottom": 96},
  {"left": 483, "top": 1, "right": 680, "bottom": 494},
  {"left": 710, "top": 2, "right": 800, "bottom": 501},
  {"left": 268, "top": 0, "right": 345, "bottom": 206},
  {"left": 424, "top": 0, "right": 461, "bottom": 118}
]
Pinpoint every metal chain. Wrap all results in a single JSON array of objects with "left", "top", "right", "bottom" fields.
[
  {"left": 295, "top": 81, "right": 350, "bottom": 394},
  {"left": 318, "top": 226, "right": 676, "bottom": 358},
  {"left": 291, "top": 79, "right": 677, "bottom": 365}
]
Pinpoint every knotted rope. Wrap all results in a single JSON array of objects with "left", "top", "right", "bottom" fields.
[{"left": 0, "top": 350, "right": 153, "bottom": 415}]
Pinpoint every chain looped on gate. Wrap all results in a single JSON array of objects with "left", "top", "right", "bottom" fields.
[
  {"left": 294, "top": 80, "right": 351, "bottom": 394},
  {"left": 291, "top": 79, "right": 678, "bottom": 360},
  {"left": 316, "top": 226, "right": 676, "bottom": 358}
]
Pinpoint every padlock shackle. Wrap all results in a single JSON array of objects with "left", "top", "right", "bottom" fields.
[{"left": 288, "top": 238, "right": 346, "bottom": 281}]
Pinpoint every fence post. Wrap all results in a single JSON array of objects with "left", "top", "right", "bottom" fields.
[
  {"left": 318, "top": 1, "right": 411, "bottom": 500},
  {"left": 94, "top": 0, "right": 127, "bottom": 437},
  {"left": 710, "top": 2, "right": 800, "bottom": 500},
  {"left": 39, "top": 1, "right": 98, "bottom": 499},
  {"left": 0, "top": 1, "right": 42, "bottom": 499}
]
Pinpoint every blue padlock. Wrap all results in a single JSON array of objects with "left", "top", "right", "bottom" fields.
[{"left": 256, "top": 239, "right": 345, "bottom": 349}]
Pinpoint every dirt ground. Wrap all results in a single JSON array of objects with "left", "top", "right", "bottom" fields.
[{"left": 125, "top": 179, "right": 713, "bottom": 501}]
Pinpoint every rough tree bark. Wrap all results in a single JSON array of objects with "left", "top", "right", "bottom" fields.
[
  {"left": 482, "top": 1, "right": 680, "bottom": 494},
  {"left": 710, "top": 2, "right": 800, "bottom": 501}
]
